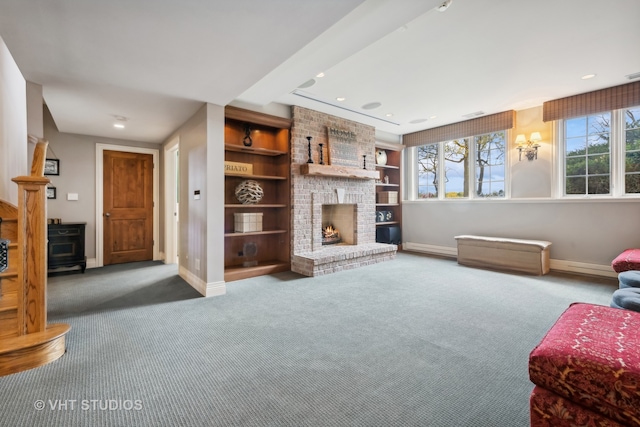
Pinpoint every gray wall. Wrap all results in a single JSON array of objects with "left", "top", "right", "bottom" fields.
[
  {"left": 43, "top": 106, "right": 159, "bottom": 261},
  {"left": 161, "top": 103, "right": 225, "bottom": 296}
]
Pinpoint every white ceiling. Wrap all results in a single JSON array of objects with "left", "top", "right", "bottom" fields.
[{"left": 0, "top": 0, "right": 639, "bottom": 143}]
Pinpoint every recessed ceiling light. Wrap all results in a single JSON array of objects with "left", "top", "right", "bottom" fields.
[
  {"left": 362, "top": 102, "right": 382, "bottom": 110},
  {"left": 336, "top": 97, "right": 346, "bottom": 102},
  {"left": 409, "top": 118, "right": 428, "bottom": 124},
  {"left": 113, "top": 123, "right": 125, "bottom": 129},
  {"left": 430, "top": 115, "right": 438, "bottom": 119},
  {"left": 298, "top": 79, "right": 316, "bottom": 89},
  {"left": 581, "top": 74, "right": 596, "bottom": 80},
  {"left": 316, "top": 72, "right": 325, "bottom": 78},
  {"left": 385, "top": 113, "right": 394, "bottom": 117}
]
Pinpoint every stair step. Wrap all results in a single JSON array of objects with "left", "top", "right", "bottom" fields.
[{"left": 0, "top": 323, "right": 71, "bottom": 376}]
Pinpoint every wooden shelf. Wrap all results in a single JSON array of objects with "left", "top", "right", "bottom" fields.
[
  {"left": 224, "top": 260, "right": 290, "bottom": 282},
  {"left": 376, "top": 203, "right": 400, "bottom": 207},
  {"left": 375, "top": 164, "right": 399, "bottom": 170},
  {"left": 224, "top": 173, "right": 287, "bottom": 180},
  {"left": 376, "top": 183, "right": 399, "bottom": 187},
  {"left": 299, "top": 163, "right": 380, "bottom": 180},
  {"left": 224, "top": 229, "right": 287, "bottom": 237},
  {"left": 224, "top": 144, "right": 286, "bottom": 157},
  {"left": 225, "top": 204, "right": 286, "bottom": 208},
  {"left": 376, "top": 221, "right": 400, "bottom": 226}
]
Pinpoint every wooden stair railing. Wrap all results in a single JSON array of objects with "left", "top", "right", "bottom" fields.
[{"left": 0, "top": 139, "right": 70, "bottom": 376}]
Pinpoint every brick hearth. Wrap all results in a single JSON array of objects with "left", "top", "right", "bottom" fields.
[{"left": 290, "top": 106, "right": 396, "bottom": 276}]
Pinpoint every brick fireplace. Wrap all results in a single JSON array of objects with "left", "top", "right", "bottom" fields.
[{"left": 290, "top": 106, "right": 397, "bottom": 276}]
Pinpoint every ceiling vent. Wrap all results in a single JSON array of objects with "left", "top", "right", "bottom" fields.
[
  {"left": 626, "top": 72, "right": 640, "bottom": 80},
  {"left": 462, "top": 111, "right": 485, "bottom": 119}
]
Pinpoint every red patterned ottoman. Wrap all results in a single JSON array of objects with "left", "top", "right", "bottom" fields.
[
  {"left": 529, "top": 303, "right": 640, "bottom": 426},
  {"left": 612, "top": 248, "right": 640, "bottom": 273}
]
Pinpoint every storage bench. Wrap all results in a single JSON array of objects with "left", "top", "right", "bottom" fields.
[{"left": 454, "top": 235, "right": 552, "bottom": 275}]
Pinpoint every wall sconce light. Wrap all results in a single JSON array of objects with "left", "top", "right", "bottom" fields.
[{"left": 515, "top": 132, "right": 542, "bottom": 161}]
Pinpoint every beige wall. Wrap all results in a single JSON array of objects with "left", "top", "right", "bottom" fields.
[
  {"left": 0, "top": 37, "right": 27, "bottom": 204},
  {"left": 402, "top": 106, "right": 640, "bottom": 276}
]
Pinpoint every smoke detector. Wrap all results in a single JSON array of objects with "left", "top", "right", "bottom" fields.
[{"left": 435, "top": 0, "right": 453, "bottom": 12}]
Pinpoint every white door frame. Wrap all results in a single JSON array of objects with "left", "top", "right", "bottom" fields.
[
  {"left": 95, "top": 143, "right": 160, "bottom": 268},
  {"left": 164, "top": 136, "right": 179, "bottom": 265}
]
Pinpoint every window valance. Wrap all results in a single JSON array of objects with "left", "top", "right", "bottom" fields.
[
  {"left": 403, "top": 110, "right": 515, "bottom": 147},
  {"left": 543, "top": 81, "right": 640, "bottom": 122}
]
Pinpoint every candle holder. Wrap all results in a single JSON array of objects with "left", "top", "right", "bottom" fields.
[
  {"left": 306, "top": 136, "right": 314, "bottom": 164},
  {"left": 363, "top": 154, "right": 367, "bottom": 170},
  {"left": 318, "top": 143, "right": 325, "bottom": 165}
]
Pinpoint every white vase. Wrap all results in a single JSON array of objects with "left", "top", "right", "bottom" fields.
[{"left": 376, "top": 150, "right": 387, "bottom": 165}]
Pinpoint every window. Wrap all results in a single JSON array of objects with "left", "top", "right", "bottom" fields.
[
  {"left": 475, "top": 132, "right": 505, "bottom": 197},
  {"left": 625, "top": 107, "right": 640, "bottom": 194},
  {"left": 417, "top": 144, "right": 438, "bottom": 198},
  {"left": 415, "top": 132, "right": 506, "bottom": 200},
  {"left": 560, "top": 106, "right": 640, "bottom": 197},
  {"left": 564, "top": 113, "right": 611, "bottom": 195}
]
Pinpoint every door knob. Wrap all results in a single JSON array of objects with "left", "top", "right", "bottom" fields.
[{"left": 105, "top": 212, "right": 111, "bottom": 217}]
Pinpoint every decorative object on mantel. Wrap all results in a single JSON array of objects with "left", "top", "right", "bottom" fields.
[
  {"left": 0, "top": 218, "right": 9, "bottom": 273},
  {"left": 306, "top": 136, "right": 314, "bottom": 164},
  {"left": 235, "top": 180, "right": 264, "bottom": 204},
  {"left": 376, "top": 149, "right": 387, "bottom": 165},
  {"left": 242, "top": 124, "right": 252, "bottom": 147},
  {"left": 336, "top": 188, "right": 345, "bottom": 204},
  {"left": 362, "top": 154, "right": 366, "bottom": 170},
  {"left": 515, "top": 132, "right": 541, "bottom": 161},
  {"left": 318, "top": 143, "right": 325, "bottom": 165}
]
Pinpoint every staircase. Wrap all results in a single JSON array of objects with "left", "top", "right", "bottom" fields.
[{"left": 0, "top": 139, "right": 70, "bottom": 376}]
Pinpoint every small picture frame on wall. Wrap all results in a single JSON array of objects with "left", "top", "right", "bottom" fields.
[
  {"left": 44, "top": 158, "right": 60, "bottom": 176},
  {"left": 46, "top": 187, "right": 57, "bottom": 199}
]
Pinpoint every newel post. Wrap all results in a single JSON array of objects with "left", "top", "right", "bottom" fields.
[{"left": 12, "top": 138, "right": 50, "bottom": 335}]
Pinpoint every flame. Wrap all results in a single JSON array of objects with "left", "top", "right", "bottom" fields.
[{"left": 323, "top": 225, "right": 339, "bottom": 238}]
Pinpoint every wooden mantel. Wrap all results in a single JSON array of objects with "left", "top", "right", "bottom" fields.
[{"left": 299, "top": 163, "right": 380, "bottom": 180}]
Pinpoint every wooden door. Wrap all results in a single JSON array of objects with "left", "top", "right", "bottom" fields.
[{"left": 103, "top": 150, "right": 153, "bottom": 265}]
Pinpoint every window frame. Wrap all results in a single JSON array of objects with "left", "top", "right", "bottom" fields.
[
  {"left": 410, "top": 130, "right": 511, "bottom": 201},
  {"left": 555, "top": 107, "right": 639, "bottom": 198}
]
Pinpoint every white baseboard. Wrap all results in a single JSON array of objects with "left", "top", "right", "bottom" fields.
[
  {"left": 403, "top": 241, "right": 617, "bottom": 278},
  {"left": 179, "top": 265, "right": 226, "bottom": 297},
  {"left": 86, "top": 258, "right": 97, "bottom": 269},
  {"left": 403, "top": 242, "right": 458, "bottom": 258},
  {"left": 549, "top": 259, "right": 617, "bottom": 278}
]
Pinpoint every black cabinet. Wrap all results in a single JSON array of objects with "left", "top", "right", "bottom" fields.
[{"left": 48, "top": 223, "right": 86, "bottom": 273}]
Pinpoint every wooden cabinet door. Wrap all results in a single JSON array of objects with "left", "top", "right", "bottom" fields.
[{"left": 103, "top": 150, "right": 153, "bottom": 265}]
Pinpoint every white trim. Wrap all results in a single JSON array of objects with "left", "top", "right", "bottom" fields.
[
  {"left": 404, "top": 242, "right": 617, "bottom": 278},
  {"left": 179, "top": 265, "right": 226, "bottom": 297},
  {"left": 164, "top": 137, "right": 179, "bottom": 266},
  {"left": 549, "top": 259, "right": 618, "bottom": 278},
  {"left": 95, "top": 144, "right": 160, "bottom": 267},
  {"left": 403, "top": 242, "right": 458, "bottom": 257}
]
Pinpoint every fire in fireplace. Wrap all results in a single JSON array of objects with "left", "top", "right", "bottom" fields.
[{"left": 322, "top": 224, "right": 341, "bottom": 245}]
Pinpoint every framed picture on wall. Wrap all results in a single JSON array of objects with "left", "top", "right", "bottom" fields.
[
  {"left": 46, "top": 187, "right": 57, "bottom": 199},
  {"left": 44, "top": 159, "right": 60, "bottom": 176}
]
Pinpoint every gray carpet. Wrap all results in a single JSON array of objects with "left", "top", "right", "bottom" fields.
[{"left": 0, "top": 252, "right": 617, "bottom": 426}]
